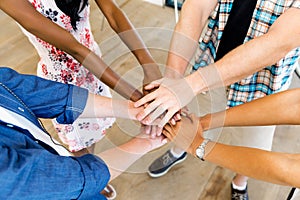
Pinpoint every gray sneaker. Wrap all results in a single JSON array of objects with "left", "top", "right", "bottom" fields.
[{"left": 148, "top": 150, "right": 187, "bottom": 178}]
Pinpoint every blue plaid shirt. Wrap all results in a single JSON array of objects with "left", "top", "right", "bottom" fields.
[{"left": 193, "top": 0, "right": 300, "bottom": 107}]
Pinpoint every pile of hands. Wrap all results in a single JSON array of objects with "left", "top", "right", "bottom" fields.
[{"left": 128, "top": 74, "right": 205, "bottom": 156}]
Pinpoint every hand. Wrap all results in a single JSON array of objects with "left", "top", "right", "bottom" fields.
[
  {"left": 141, "top": 124, "right": 163, "bottom": 139},
  {"left": 132, "top": 132, "right": 168, "bottom": 153},
  {"left": 110, "top": 100, "right": 143, "bottom": 120},
  {"left": 162, "top": 114, "right": 203, "bottom": 155},
  {"left": 142, "top": 76, "right": 164, "bottom": 138},
  {"left": 134, "top": 77, "right": 196, "bottom": 128},
  {"left": 142, "top": 63, "right": 162, "bottom": 95}
]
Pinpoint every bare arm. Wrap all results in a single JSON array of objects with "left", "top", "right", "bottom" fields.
[
  {"left": 97, "top": 134, "right": 166, "bottom": 180},
  {"left": 0, "top": 0, "right": 143, "bottom": 101},
  {"left": 198, "top": 88, "right": 300, "bottom": 187},
  {"left": 165, "top": 0, "right": 217, "bottom": 77},
  {"left": 205, "top": 142, "right": 300, "bottom": 187},
  {"left": 165, "top": 120, "right": 300, "bottom": 187},
  {"left": 79, "top": 92, "right": 167, "bottom": 180},
  {"left": 188, "top": 8, "right": 300, "bottom": 93},
  {"left": 95, "top": 0, "right": 162, "bottom": 84},
  {"left": 200, "top": 88, "right": 300, "bottom": 130},
  {"left": 80, "top": 93, "right": 142, "bottom": 120},
  {"left": 135, "top": 7, "right": 300, "bottom": 125}
]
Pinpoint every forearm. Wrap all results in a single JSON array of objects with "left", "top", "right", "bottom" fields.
[
  {"left": 80, "top": 93, "right": 142, "bottom": 119},
  {"left": 165, "top": 0, "right": 217, "bottom": 78},
  {"left": 1, "top": 0, "right": 142, "bottom": 101},
  {"left": 188, "top": 8, "right": 300, "bottom": 94},
  {"left": 205, "top": 143, "right": 300, "bottom": 187},
  {"left": 200, "top": 89, "right": 300, "bottom": 130},
  {"left": 97, "top": 137, "right": 152, "bottom": 180},
  {"left": 82, "top": 53, "right": 143, "bottom": 101},
  {"left": 95, "top": 0, "right": 157, "bottom": 72},
  {"left": 0, "top": 0, "right": 87, "bottom": 59}
]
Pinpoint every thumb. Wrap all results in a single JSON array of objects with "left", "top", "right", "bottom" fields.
[{"left": 144, "top": 79, "right": 163, "bottom": 90}]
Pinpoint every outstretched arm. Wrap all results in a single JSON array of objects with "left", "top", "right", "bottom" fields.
[
  {"left": 135, "top": 7, "right": 300, "bottom": 126},
  {"left": 0, "top": 0, "right": 143, "bottom": 101},
  {"left": 163, "top": 89, "right": 300, "bottom": 187},
  {"left": 97, "top": 133, "right": 166, "bottom": 180},
  {"left": 95, "top": 0, "right": 162, "bottom": 85},
  {"left": 200, "top": 88, "right": 300, "bottom": 130},
  {"left": 188, "top": 8, "right": 300, "bottom": 94},
  {"left": 204, "top": 141, "right": 300, "bottom": 187},
  {"left": 164, "top": 0, "right": 217, "bottom": 78}
]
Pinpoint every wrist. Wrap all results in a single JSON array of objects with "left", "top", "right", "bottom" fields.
[
  {"left": 164, "top": 66, "right": 185, "bottom": 79},
  {"left": 200, "top": 114, "right": 211, "bottom": 131},
  {"left": 195, "top": 138, "right": 211, "bottom": 161},
  {"left": 189, "top": 122, "right": 205, "bottom": 156},
  {"left": 184, "top": 75, "right": 199, "bottom": 96}
]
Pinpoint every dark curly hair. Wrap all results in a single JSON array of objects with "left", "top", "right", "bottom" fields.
[{"left": 54, "top": 0, "right": 89, "bottom": 31}]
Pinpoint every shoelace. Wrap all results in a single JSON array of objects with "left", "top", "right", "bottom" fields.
[
  {"left": 232, "top": 192, "right": 247, "bottom": 200},
  {"left": 162, "top": 153, "right": 174, "bottom": 166}
]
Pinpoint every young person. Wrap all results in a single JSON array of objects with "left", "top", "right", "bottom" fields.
[
  {"left": 0, "top": 0, "right": 161, "bottom": 152},
  {"left": 0, "top": 67, "right": 166, "bottom": 199},
  {"left": 162, "top": 88, "right": 300, "bottom": 199},
  {"left": 134, "top": 0, "right": 300, "bottom": 198}
]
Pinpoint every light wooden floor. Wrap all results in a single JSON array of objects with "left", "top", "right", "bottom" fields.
[{"left": 1, "top": 0, "right": 300, "bottom": 199}]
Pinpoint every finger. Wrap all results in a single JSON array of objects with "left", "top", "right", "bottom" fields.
[
  {"left": 169, "top": 113, "right": 180, "bottom": 125},
  {"left": 170, "top": 118, "right": 176, "bottom": 125},
  {"left": 144, "top": 125, "right": 151, "bottom": 134},
  {"left": 150, "top": 125, "right": 157, "bottom": 139},
  {"left": 143, "top": 106, "right": 166, "bottom": 125},
  {"left": 134, "top": 91, "right": 157, "bottom": 108},
  {"left": 162, "top": 129, "right": 170, "bottom": 138},
  {"left": 144, "top": 84, "right": 159, "bottom": 91},
  {"left": 144, "top": 79, "right": 163, "bottom": 90},
  {"left": 175, "top": 113, "right": 181, "bottom": 121},
  {"left": 156, "top": 126, "right": 163, "bottom": 136},
  {"left": 163, "top": 124, "right": 172, "bottom": 133},
  {"left": 138, "top": 100, "right": 162, "bottom": 122},
  {"left": 158, "top": 109, "right": 178, "bottom": 128}
]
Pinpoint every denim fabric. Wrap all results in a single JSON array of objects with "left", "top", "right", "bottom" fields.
[
  {"left": 0, "top": 67, "right": 109, "bottom": 199},
  {"left": 0, "top": 67, "right": 88, "bottom": 126}
]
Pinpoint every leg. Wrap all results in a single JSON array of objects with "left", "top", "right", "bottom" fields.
[{"left": 230, "top": 126, "right": 276, "bottom": 200}]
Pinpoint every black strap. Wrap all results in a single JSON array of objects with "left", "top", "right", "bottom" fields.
[
  {"left": 215, "top": 0, "right": 258, "bottom": 61},
  {"left": 287, "top": 188, "right": 296, "bottom": 200}
]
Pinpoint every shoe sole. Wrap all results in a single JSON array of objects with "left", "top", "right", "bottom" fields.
[
  {"left": 102, "top": 184, "right": 117, "bottom": 200},
  {"left": 147, "top": 154, "right": 187, "bottom": 178}
]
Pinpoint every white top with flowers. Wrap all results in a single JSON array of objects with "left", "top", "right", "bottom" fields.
[{"left": 20, "top": 0, "right": 115, "bottom": 152}]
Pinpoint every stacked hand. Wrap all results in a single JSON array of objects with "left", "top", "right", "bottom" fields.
[
  {"left": 141, "top": 65, "right": 164, "bottom": 137},
  {"left": 134, "top": 77, "right": 196, "bottom": 128},
  {"left": 163, "top": 114, "right": 203, "bottom": 156}
]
